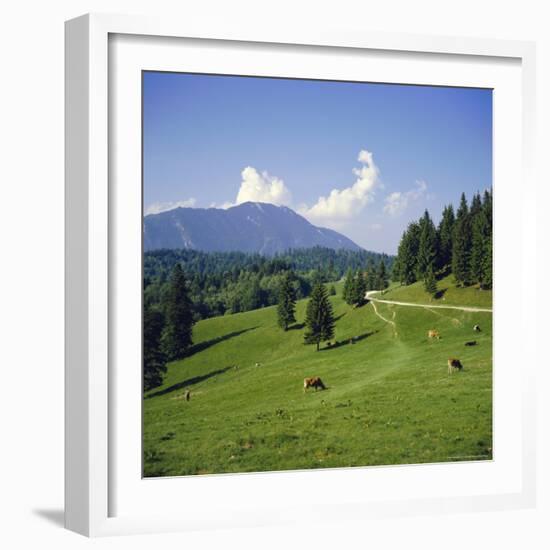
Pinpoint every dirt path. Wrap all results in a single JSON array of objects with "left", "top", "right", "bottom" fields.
[
  {"left": 369, "top": 299, "right": 398, "bottom": 337},
  {"left": 365, "top": 291, "right": 492, "bottom": 313}
]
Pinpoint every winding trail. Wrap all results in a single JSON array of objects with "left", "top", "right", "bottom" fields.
[
  {"left": 365, "top": 291, "right": 492, "bottom": 314},
  {"left": 368, "top": 297, "right": 398, "bottom": 337}
]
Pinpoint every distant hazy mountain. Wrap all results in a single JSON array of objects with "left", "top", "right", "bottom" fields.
[{"left": 143, "top": 202, "right": 362, "bottom": 255}]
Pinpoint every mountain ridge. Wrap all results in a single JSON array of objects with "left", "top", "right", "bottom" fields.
[{"left": 143, "top": 201, "right": 363, "bottom": 255}]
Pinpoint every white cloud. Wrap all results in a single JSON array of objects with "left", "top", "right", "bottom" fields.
[
  {"left": 234, "top": 166, "right": 292, "bottom": 206},
  {"left": 383, "top": 192, "right": 407, "bottom": 216},
  {"left": 383, "top": 180, "right": 427, "bottom": 216},
  {"left": 412, "top": 180, "right": 428, "bottom": 198},
  {"left": 209, "top": 200, "right": 235, "bottom": 210},
  {"left": 300, "top": 149, "right": 381, "bottom": 227},
  {"left": 145, "top": 198, "right": 196, "bottom": 215}
]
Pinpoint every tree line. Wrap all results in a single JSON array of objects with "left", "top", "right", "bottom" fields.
[
  {"left": 145, "top": 246, "right": 392, "bottom": 283},
  {"left": 341, "top": 257, "right": 389, "bottom": 306},
  {"left": 144, "top": 246, "right": 392, "bottom": 321},
  {"left": 391, "top": 190, "right": 492, "bottom": 294}
]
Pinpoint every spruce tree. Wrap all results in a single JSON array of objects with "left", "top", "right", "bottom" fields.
[
  {"left": 481, "top": 234, "right": 493, "bottom": 289},
  {"left": 470, "top": 210, "right": 490, "bottom": 286},
  {"left": 437, "top": 204, "right": 455, "bottom": 271},
  {"left": 310, "top": 269, "right": 323, "bottom": 287},
  {"left": 161, "top": 264, "right": 194, "bottom": 360},
  {"left": 366, "top": 258, "right": 377, "bottom": 290},
  {"left": 482, "top": 188, "right": 493, "bottom": 226},
  {"left": 391, "top": 255, "right": 402, "bottom": 285},
  {"left": 416, "top": 210, "right": 437, "bottom": 280},
  {"left": 144, "top": 303, "right": 167, "bottom": 391},
  {"left": 304, "top": 283, "right": 335, "bottom": 351},
  {"left": 469, "top": 192, "right": 483, "bottom": 219},
  {"left": 452, "top": 193, "right": 471, "bottom": 287},
  {"left": 376, "top": 259, "right": 389, "bottom": 291},
  {"left": 397, "top": 222, "right": 420, "bottom": 285},
  {"left": 480, "top": 188, "right": 493, "bottom": 289},
  {"left": 277, "top": 272, "right": 297, "bottom": 330},
  {"left": 342, "top": 268, "right": 354, "bottom": 305},
  {"left": 353, "top": 269, "right": 367, "bottom": 305},
  {"left": 424, "top": 265, "right": 438, "bottom": 298},
  {"left": 242, "top": 275, "right": 263, "bottom": 311}
]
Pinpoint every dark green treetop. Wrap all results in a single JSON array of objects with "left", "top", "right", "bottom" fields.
[
  {"left": 304, "top": 283, "right": 335, "bottom": 351},
  {"left": 342, "top": 268, "right": 355, "bottom": 305},
  {"left": 416, "top": 209, "right": 437, "bottom": 280},
  {"left": 452, "top": 193, "right": 472, "bottom": 287},
  {"left": 161, "top": 264, "right": 194, "bottom": 360},
  {"left": 376, "top": 259, "right": 389, "bottom": 291},
  {"left": 366, "top": 257, "right": 377, "bottom": 290},
  {"left": 437, "top": 204, "right": 455, "bottom": 271},
  {"left": 423, "top": 264, "right": 438, "bottom": 298},
  {"left": 396, "top": 222, "right": 420, "bottom": 285},
  {"left": 143, "top": 303, "right": 167, "bottom": 391},
  {"left": 277, "top": 272, "right": 297, "bottom": 331}
]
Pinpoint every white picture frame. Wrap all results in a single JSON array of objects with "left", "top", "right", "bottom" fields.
[{"left": 65, "top": 13, "right": 537, "bottom": 537}]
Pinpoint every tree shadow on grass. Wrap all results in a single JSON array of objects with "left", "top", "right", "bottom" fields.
[
  {"left": 145, "top": 326, "right": 258, "bottom": 399},
  {"left": 183, "top": 326, "right": 258, "bottom": 359},
  {"left": 288, "top": 313, "right": 344, "bottom": 332},
  {"left": 434, "top": 288, "right": 448, "bottom": 300},
  {"left": 146, "top": 365, "right": 234, "bottom": 399},
  {"left": 319, "top": 330, "right": 378, "bottom": 351}
]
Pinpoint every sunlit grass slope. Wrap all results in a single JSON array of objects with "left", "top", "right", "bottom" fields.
[
  {"left": 143, "top": 285, "right": 493, "bottom": 477},
  {"left": 380, "top": 274, "right": 492, "bottom": 308}
]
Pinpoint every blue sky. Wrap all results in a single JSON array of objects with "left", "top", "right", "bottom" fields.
[{"left": 143, "top": 72, "right": 492, "bottom": 254}]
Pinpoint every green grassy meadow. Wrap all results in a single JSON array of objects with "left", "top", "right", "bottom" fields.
[
  {"left": 143, "top": 282, "right": 493, "bottom": 477},
  {"left": 381, "top": 274, "right": 493, "bottom": 309}
]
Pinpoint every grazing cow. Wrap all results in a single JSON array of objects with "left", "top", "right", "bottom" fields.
[
  {"left": 303, "top": 376, "right": 327, "bottom": 392},
  {"left": 473, "top": 324, "right": 481, "bottom": 332},
  {"left": 428, "top": 329, "right": 441, "bottom": 340},
  {"left": 465, "top": 340, "right": 477, "bottom": 346},
  {"left": 255, "top": 362, "right": 261, "bottom": 367},
  {"left": 447, "top": 358, "right": 463, "bottom": 374},
  {"left": 184, "top": 390, "right": 191, "bottom": 401}
]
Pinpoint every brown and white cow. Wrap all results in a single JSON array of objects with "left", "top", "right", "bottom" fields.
[
  {"left": 428, "top": 329, "right": 440, "bottom": 340},
  {"left": 303, "top": 376, "right": 327, "bottom": 392},
  {"left": 447, "top": 358, "right": 463, "bottom": 374}
]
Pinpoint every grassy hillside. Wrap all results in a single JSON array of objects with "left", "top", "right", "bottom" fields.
[
  {"left": 379, "top": 274, "right": 492, "bottom": 308},
  {"left": 143, "top": 285, "right": 493, "bottom": 477}
]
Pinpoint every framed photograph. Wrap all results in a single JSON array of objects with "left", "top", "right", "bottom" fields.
[{"left": 65, "top": 13, "right": 537, "bottom": 536}]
